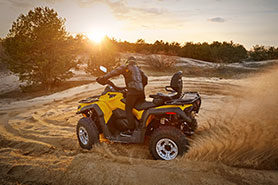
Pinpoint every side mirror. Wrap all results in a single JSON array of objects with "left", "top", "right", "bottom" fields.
[{"left": 100, "top": 66, "right": 107, "bottom": 73}]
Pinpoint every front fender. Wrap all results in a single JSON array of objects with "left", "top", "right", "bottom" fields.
[
  {"left": 77, "top": 101, "right": 113, "bottom": 123},
  {"left": 77, "top": 103, "right": 104, "bottom": 116},
  {"left": 76, "top": 103, "right": 112, "bottom": 139}
]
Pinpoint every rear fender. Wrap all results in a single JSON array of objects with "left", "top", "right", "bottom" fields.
[{"left": 142, "top": 105, "right": 193, "bottom": 128}]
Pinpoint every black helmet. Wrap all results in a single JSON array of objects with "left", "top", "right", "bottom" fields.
[{"left": 125, "top": 56, "right": 136, "bottom": 65}]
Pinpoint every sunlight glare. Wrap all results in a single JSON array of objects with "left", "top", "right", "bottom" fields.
[{"left": 87, "top": 31, "right": 106, "bottom": 43}]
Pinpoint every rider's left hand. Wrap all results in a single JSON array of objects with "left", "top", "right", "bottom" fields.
[{"left": 96, "top": 76, "right": 107, "bottom": 85}]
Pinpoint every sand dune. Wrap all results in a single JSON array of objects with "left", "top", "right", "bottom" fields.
[
  {"left": 185, "top": 68, "right": 278, "bottom": 169},
  {"left": 0, "top": 71, "right": 278, "bottom": 184}
]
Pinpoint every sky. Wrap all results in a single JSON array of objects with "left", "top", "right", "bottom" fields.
[{"left": 0, "top": 0, "right": 278, "bottom": 49}]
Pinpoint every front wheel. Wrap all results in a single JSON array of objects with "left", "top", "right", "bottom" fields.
[
  {"left": 149, "top": 126, "right": 189, "bottom": 160},
  {"left": 76, "top": 117, "right": 99, "bottom": 150}
]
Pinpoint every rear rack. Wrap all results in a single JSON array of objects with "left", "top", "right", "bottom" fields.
[{"left": 165, "top": 92, "right": 200, "bottom": 105}]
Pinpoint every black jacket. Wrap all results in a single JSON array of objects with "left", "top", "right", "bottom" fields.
[{"left": 103, "top": 64, "right": 148, "bottom": 94}]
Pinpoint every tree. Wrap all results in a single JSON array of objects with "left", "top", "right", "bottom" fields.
[
  {"left": 249, "top": 45, "right": 278, "bottom": 61},
  {"left": 136, "top": 39, "right": 145, "bottom": 44},
  {"left": 2, "top": 7, "right": 78, "bottom": 90},
  {"left": 267, "top": 46, "right": 278, "bottom": 59},
  {"left": 0, "top": 39, "right": 3, "bottom": 56},
  {"left": 86, "top": 37, "right": 120, "bottom": 76},
  {"left": 0, "top": 39, "right": 6, "bottom": 71},
  {"left": 249, "top": 45, "right": 269, "bottom": 61}
]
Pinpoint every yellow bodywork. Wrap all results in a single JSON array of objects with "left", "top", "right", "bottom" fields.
[
  {"left": 78, "top": 92, "right": 193, "bottom": 127},
  {"left": 78, "top": 92, "right": 144, "bottom": 123},
  {"left": 154, "top": 104, "right": 192, "bottom": 111}
]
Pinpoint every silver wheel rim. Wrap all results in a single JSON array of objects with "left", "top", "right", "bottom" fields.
[
  {"left": 79, "top": 126, "right": 89, "bottom": 145},
  {"left": 156, "top": 138, "right": 178, "bottom": 160}
]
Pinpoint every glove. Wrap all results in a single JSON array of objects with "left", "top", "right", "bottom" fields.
[{"left": 96, "top": 76, "right": 107, "bottom": 85}]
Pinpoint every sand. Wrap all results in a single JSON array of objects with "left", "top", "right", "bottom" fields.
[{"left": 0, "top": 72, "right": 277, "bottom": 184}]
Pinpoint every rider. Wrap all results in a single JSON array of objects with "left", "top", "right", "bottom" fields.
[{"left": 97, "top": 56, "right": 148, "bottom": 136}]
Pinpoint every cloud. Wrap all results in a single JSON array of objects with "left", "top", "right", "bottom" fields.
[
  {"left": 208, "top": 17, "right": 226, "bottom": 23},
  {"left": 76, "top": 0, "right": 167, "bottom": 16},
  {"left": 74, "top": 0, "right": 184, "bottom": 30},
  {"left": 4, "top": 0, "right": 64, "bottom": 8},
  {"left": 105, "top": 0, "right": 130, "bottom": 15},
  {"left": 133, "top": 7, "right": 166, "bottom": 15},
  {"left": 75, "top": 0, "right": 128, "bottom": 15},
  {"left": 7, "top": 0, "right": 33, "bottom": 8},
  {"left": 38, "top": 0, "right": 62, "bottom": 3}
]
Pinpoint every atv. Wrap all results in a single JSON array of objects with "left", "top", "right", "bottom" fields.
[{"left": 76, "top": 67, "right": 201, "bottom": 160}]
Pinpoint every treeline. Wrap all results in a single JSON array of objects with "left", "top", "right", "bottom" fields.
[
  {"left": 0, "top": 39, "right": 6, "bottom": 71},
  {"left": 113, "top": 39, "right": 278, "bottom": 63},
  {"left": 0, "top": 7, "right": 121, "bottom": 90},
  {"left": 249, "top": 45, "right": 278, "bottom": 61},
  {"left": 1, "top": 6, "right": 278, "bottom": 91}
]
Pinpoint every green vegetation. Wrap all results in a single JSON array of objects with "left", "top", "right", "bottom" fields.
[
  {"left": 249, "top": 45, "right": 278, "bottom": 61},
  {"left": 2, "top": 7, "right": 79, "bottom": 90},
  {"left": 178, "top": 41, "right": 248, "bottom": 63},
  {"left": 85, "top": 37, "right": 120, "bottom": 76},
  {"left": 1, "top": 6, "right": 278, "bottom": 92},
  {"left": 116, "top": 39, "right": 181, "bottom": 56},
  {"left": 0, "top": 39, "right": 6, "bottom": 71},
  {"left": 116, "top": 39, "right": 277, "bottom": 63}
]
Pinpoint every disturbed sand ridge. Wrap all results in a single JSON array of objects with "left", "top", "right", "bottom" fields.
[
  {"left": 0, "top": 75, "right": 278, "bottom": 185},
  {"left": 184, "top": 68, "right": 278, "bottom": 170}
]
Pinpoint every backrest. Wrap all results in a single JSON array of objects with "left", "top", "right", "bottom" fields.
[{"left": 170, "top": 71, "right": 183, "bottom": 95}]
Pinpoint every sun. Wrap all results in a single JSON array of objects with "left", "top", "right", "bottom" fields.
[{"left": 86, "top": 31, "right": 106, "bottom": 43}]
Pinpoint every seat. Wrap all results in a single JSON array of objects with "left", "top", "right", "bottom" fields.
[
  {"left": 150, "top": 71, "right": 183, "bottom": 101},
  {"left": 134, "top": 101, "right": 157, "bottom": 110},
  {"left": 150, "top": 92, "right": 178, "bottom": 101}
]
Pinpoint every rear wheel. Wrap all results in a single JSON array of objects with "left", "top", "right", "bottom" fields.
[
  {"left": 76, "top": 117, "right": 99, "bottom": 150},
  {"left": 149, "top": 126, "right": 189, "bottom": 160}
]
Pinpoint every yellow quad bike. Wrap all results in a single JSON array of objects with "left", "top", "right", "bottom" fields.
[{"left": 76, "top": 69, "right": 201, "bottom": 160}]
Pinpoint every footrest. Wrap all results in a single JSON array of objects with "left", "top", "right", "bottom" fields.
[{"left": 110, "top": 128, "right": 146, "bottom": 144}]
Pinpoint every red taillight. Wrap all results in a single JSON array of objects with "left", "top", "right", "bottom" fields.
[{"left": 166, "top": 112, "right": 176, "bottom": 115}]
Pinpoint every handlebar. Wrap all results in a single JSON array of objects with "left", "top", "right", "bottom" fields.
[
  {"left": 106, "top": 80, "right": 127, "bottom": 91},
  {"left": 96, "top": 78, "right": 127, "bottom": 93}
]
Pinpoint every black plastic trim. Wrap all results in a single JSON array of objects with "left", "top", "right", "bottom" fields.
[
  {"left": 77, "top": 103, "right": 112, "bottom": 138},
  {"left": 142, "top": 107, "right": 192, "bottom": 128}
]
